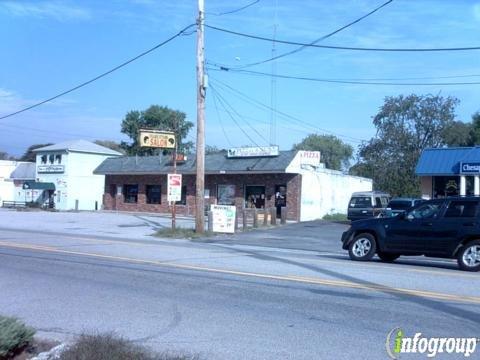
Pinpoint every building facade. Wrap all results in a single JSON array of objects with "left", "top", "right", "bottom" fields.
[
  {"left": 32, "top": 140, "right": 121, "bottom": 210},
  {"left": 416, "top": 147, "right": 480, "bottom": 198},
  {"left": 95, "top": 150, "right": 372, "bottom": 221}
]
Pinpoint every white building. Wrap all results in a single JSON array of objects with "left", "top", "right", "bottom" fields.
[
  {"left": 286, "top": 151, "right": 373, "bottom": 221},
  {"left": 0, "top": 160, "right": 18, "bottom": 206},
  {"left": 33, "top": 140, "right": 121, "bottom": 210}
]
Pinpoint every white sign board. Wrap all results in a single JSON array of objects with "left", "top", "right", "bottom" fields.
[
  {"left": 37, "top": 165, "right": 65, "bottom": 173},
  {"left": 167, "top": 174, "right": 182, "bottom": 202},
  {"left": 227, "top": 146, "right": 279, "bottom": 158},
  {"left": 298, "top": 151, "right": 321, "bottom": 166},
  {"left": 211, "top": 205, "right": 236, "bottom": 233}
]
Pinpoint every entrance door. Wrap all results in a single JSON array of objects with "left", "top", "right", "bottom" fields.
[{"left": 275, "top": 184, "right": 287, "bottom": 216}]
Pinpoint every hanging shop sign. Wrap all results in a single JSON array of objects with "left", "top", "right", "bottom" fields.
[
  {"left": 167, "top": 173, "right": 182, "bottom": 202},
  {"left": 460, "top": 162, "right": 480, "bottom": 174},
  {"left": 139, "top": 129, "right": 176, "bottom": 149},
  {"left": 298, "top": 151, "right": 321, "bottom": 166},
  {"left": 210, "top": 205, "right": 236, "bottom": 233},
  {"left": 227, "top": 146, "right": 279, "bottom": 158}
]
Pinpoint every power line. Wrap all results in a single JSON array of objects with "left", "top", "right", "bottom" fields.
[
  {"left": 210, "top": 77, "right": 365, "bottom": 143},
  {"left": 229, "top": 0, "right": 394, "bottom": 70},
  {"left": 210, "top": 86, "right": 234, "bottom": 146},
  {"left": 207, "top": 0, "right": 260, "bottom": 16},
  {"left": 212, "top": 85, "right": 270, "bottom": 144},
  {"left": 209, "top": 84, "right": 262, "bottom": 147},
  {"left": 205, "top": 24, "right": 480, "bottom": 52},
  {"left": 210, "top": 68, "right": 480, "bottom": 86},
  {"left": 0, "top": 23, "right": 196, "bottom": 121}
]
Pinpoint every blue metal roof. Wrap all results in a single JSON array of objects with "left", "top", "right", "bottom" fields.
[{"left": 416, "top": 147, "right": 480, "bottom": 175}]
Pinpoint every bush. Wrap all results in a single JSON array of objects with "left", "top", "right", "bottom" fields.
[
  {"left": 0, "top": 315, "right": 35, "bottom": 359},
  {"left": 322, "top": 213, "right": 348, "bottom": 221},
  {"left": 59, "top": 333, "right": 199, "bottom": 360}
]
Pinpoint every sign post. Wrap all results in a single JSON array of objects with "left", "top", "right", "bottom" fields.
[{"left": 139, "top": 128, "right": 178, "bottom": 230}]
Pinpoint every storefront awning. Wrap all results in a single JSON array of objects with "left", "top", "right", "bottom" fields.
[{"left": 22, "top": 181, "right": 55, "bottom": 190}]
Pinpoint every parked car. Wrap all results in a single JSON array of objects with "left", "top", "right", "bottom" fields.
[
  {"left": 347, "top": 191, "right": 390, "bottom": 221},
  {"left": 380, "top": 197, "right": 426, "bottom": 217},
  {"left": 341, "top": 197, "right": 480, "bottom": 271}
]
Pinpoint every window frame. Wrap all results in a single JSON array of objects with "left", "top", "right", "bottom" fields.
[
  {"left": 146, "top": 185, "right": 161, "bottom": 205},
  {"left": 123, "top": 184, "right": 139, "bottom": 204}
]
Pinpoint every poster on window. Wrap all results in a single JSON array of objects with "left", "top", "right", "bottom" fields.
[
  {"left": 167, "top": 174, "right": 182, "bottom": 202},
  {"left": 211, "top": 205, "right": 236, "bottom": 233},
  {"left": 217, "top": 184, "right": 235, "bottom": 205}
]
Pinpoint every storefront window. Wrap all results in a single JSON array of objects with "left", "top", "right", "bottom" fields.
[
  {"left": 49, "top": 154, "right": 55, "bottom": 164},
  {"left": 123, "top": 184, "right": 138, "bottom": 203},
  {"left": 55, "top": 154, "right": 62, "bottom": 164},
  {"left": 245, "top": 185, "right": 265, "bottom": 209},
  {"left": 41, "top": 155, "right": 47, "bottom": 164},
  {"left": 217, "top": 184, "right": 235, "bottom": 205},
  {"left": 146, "top": 185, "right": 161, "bottom": 204}
]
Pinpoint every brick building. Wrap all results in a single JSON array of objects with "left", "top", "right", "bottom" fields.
[{"left": 94, "top": 150, "right": 372, "bottom": 221}]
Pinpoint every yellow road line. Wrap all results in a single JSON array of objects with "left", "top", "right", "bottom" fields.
[
  {"left": 2, "top": 232, "right": 476, "bottom": 278},
  {"left": 0, "top": 240, "right": 479, "bottom": 305}
]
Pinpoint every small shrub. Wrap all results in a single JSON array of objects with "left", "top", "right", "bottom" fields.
[
  {"left": 59, "top": 333, "right": 199, "bottom": 360},
  {"left": 322, "top": 213, "right": 348, "bottom": 222},
  {"left": 0, "top": 315, "right": 35, "bottom": 359}
]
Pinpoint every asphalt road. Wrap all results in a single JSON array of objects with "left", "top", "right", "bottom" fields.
[{"left": 0, "top": 225, "right": 479, "bottom": 359}]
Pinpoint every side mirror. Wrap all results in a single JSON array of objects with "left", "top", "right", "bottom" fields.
[{"left": 406, "top": 213, "right": 415, "bottom": 221}]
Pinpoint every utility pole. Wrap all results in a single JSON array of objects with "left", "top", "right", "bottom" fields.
[{"left": 195, "top": 0, "right": 206, "bottom": 233}]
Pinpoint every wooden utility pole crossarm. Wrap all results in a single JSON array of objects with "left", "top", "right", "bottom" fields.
[{"left": 195, "top": 0, "right": 206, "bottom": 233}]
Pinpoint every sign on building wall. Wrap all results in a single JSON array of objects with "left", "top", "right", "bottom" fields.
[
  {"left": 460, "top": 162, "right": 480, "bottom": 174},
  {"left": 37, "top": 165, "right": 65, "bottom": 173},
  {"left": 298, "top": 151, "right": 321, "bottom": 167},
  {"left": 139, "top": 129, "right": 176, "bottom": 149},
  {"left": 167, "top": 174, "right": 182, "bottom": 202},
  {"left": 211, "top": 205, "right": 236, "bottom": 233},
  {"left": 227, "top": 146, "right": 279, "bottom": 158}
]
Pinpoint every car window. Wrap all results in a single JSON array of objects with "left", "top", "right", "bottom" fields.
[
  {"left": 349, "top": 197, "right": 372, "bottom": 208},
  {"left": 444, "top": 201, "right": 478, "bottom": 218},
  {"left": 381, "top": 197, "right": 389, "bottom": 207},
  {"left": 375, "top": 197, "right": 382, "bottom": 208},
  {"left": 409, "top": 203, "right": 441, "bottom": 219},
  {"left": 388, "top": 200, "right": 412, "bottom": 210}
]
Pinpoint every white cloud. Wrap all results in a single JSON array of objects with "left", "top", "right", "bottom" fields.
[{"left": 0, "top": 1, "right": 91, "bottom": 21}]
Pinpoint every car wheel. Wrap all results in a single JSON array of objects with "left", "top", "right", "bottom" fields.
[
  {"left": 377, "top": 252, "right": 400, "bottom": 262},
  {"left": 348, "top": 233, "right": 376, "bottom": 261},
  {"left": 457, "top": 240, "right": 480, "bottom": 272}
]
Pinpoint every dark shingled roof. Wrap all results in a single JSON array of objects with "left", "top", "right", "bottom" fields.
[{"left": 94, "top": 151, "right": 298, "bottom": 175}]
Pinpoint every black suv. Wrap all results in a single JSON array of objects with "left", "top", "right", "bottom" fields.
[{"left": 341, "top": 197, "right": 480, "bottom": 271}]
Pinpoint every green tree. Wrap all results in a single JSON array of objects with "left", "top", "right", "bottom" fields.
[
  {"left": 0, "top": 151, "right": 12, "bottom": 160},
  {"left": 120, "top": 105, "right": 194, "bottom": 156},
  {"left": 469, "top": 112, "right": 480, "bottom": 145},
  {"left": 292, "top": 134, "right": 353, "bottom": 170},
  {"left": 350, "top": 94, "right": 459, "bottom": 196},
  {"left": 442, "top": 121, "right": 473, "bottom": 147},
  {"left": 19, "top": 143, "right": 53, "bottom": 162},
  {"left": 94, "top": 140, "right": 125, "bottom": 154}
]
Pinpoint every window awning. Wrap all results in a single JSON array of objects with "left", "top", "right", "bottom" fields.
[{"left": 22, "top": 181, "right": 55, "bottom": 190}]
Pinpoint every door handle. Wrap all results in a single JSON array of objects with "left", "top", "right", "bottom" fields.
[{"left": 421, "top": 222, "right": 433, "bottom": 227}]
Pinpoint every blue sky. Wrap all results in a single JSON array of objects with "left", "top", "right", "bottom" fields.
[{"left": 1, "top": 0, "right": 479, "bottom": 157}]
